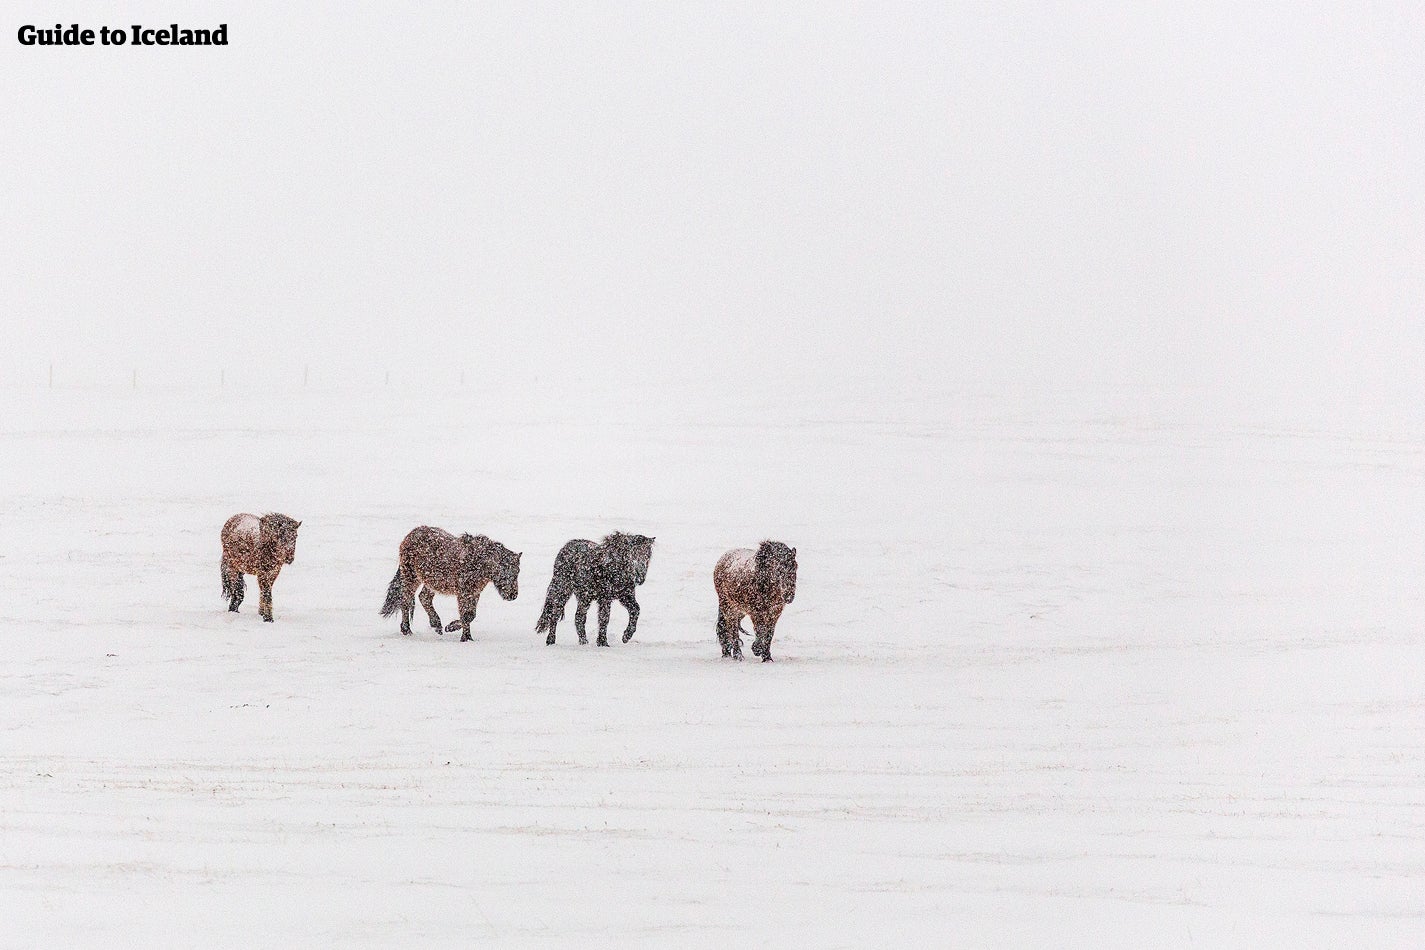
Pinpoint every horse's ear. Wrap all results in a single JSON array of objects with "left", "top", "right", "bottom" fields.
[
  {"left": 296, "top": 521, "right": 302, "bottom": 528},
  {"left": 791, "top": 547, "right": 796, "bottom": 558},
  {"left": 516, "top": 552, "right": 523, "bottom": 561},
  {"left": 649, "top": 536, "right": 656, "bottom": 543}
]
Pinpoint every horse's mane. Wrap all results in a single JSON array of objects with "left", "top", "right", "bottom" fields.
[
  {"left": 755, "top": 540, "right": 794, "bottom": 567},
  {"left": 260, "top": 513, "right": 300, "bottom": 535},
  {"left": 460, "top": 533, "right": 493, "bottom": 560},
  {"left": 464, "top": 533, "right": 518, "bottom": 566},
  {"left": 602, "top": 531, "right": 652, "bottom": 552}
]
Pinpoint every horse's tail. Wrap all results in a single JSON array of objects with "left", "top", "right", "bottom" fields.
[
  {"left": 221, "top": 560, "right": 232, "bottom": 599},
  {"left": 715, "top": 607, "right": 750, "bottom": 640},
  {"left": 379, "top": 567, "right": 405, "bottom": 617},
  {"left": 535, "top": 568, "right": 573, "bottom": 634}
]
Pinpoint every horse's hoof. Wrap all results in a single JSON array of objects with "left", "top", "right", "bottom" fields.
[
  {"left": 622, "top": 632, "right": 633, "bottom": 643},
  {"left": 578, "top": 637, "right": 588, "bottom": 645},
  {"left": 545, "top": 635, "right": 556, "bottom": 646},
  {"left": 460, "top": 633, "right": 472, "bottom": 642},
  {"left": 228, "top": 606, "right": 239, "bottom": 613},
  {"left": 762, "top": 655, "right": 774, "bottom": 662},
  {"left": 262, "top": 616, "right": 274, "bottom": 623},
  {"left": 596, "top": 639, "right": 609, "bottom": 647}
]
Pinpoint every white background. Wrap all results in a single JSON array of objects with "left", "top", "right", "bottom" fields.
[{"left": 2, "top": 2, "right": 1422, "bottom": 946}]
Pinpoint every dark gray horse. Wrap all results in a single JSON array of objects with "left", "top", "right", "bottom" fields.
[{"left": 536, "top": 532, "right": 655, "bottom": 646}]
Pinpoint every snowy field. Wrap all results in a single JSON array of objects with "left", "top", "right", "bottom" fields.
[{"left": 2, "top": 380, "right": 1423, "bottom": 947}]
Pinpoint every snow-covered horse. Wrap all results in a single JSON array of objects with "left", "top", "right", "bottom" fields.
[
  {"left": 536, "top": 532, "right": 655, "bottom": 646},
  {"left": 220, "top": 512, "right": 301, "bottom": 621},
  {"left": 713, "top": 540, "right": 797, "bottom": 661},
  {"left": 381, "top": 527, "right": 521, "bottom": 641}
]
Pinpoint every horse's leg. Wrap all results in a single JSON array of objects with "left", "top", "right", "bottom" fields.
[
  {"left": 228, "top": 568, "right": 245, "bottom": 612},
  {"left": 715, "top": 606, "right": 744, "bottom": 659},
  {"left": 455, "top": 589, "right": 478, "bottom": 642},
  {"left": 399, "top": 568, "right": 416, "bottom": 636},
  {"left": 729, "top": 611, "right": 745, "bottom": 660},
  {"left": 258, "top": 573, "right": 275, "bottom": 622},
  {"left": 418, "top": 586, "right": 441, "bottom": 632},
  {"left": 617, "top": 592, "right": 640, "bottom": 643},
  {"left": 595, "top": 598, "right": 612, "bottom": 647},
  {"left": 752, "top": 614, "right": 776, "bottom": 662},
  {"left": 574, "top": 596, "right": 590, "bottom": 645}
]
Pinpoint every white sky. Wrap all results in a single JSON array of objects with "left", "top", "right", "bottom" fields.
[{"left": 3, "top": 2, "right": 1421, "bottom": 398}]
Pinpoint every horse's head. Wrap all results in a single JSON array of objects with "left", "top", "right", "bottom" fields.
[
  {"left": 493, "top": 548, "right": 521, "bottom": 601},
  {"left": 757, "top": 540, "right": 797, "bottom": 604},
  {"left": 610, "top": 533, "right": 656, "bottom": 585},
  {"left": 263, "top": 514, "right": 302, "bottom": 565},
  {"left": 775, "top": 547, "right": 797, "bottom": 603}
]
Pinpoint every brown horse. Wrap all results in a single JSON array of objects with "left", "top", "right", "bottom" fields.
[
  {"left": 380, "top": 526, "right": 521, "bottom": 641},
  {"left": 714, "top": 540, "right": 798, "bottom": 661},
  {"left": 220, "top": 513, "right": 301, "bottom": 622}
]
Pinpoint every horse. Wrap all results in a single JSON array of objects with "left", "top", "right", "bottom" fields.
[
  {"left": 220, "top": 512, "right": 301, "bottom": 622},
  {"left": 536, "top": 532, "right": 655, "bottom": 646},
  {"left": 713, "top": 540, "right": 797, "bottom": 661},
  {"left": 380, "top": 527, "right": 521, "bottom": 641}
]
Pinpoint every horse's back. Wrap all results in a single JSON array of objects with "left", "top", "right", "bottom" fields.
[
  {"left": 714, "top": 548, "right": 756, "bottom": 596},
  {"left": 548, "top": 539, "right": 592, "bottom": 583},
  {"left": 222, "top": 512, "right": 259, "bottom": 549},
  {"left": 220, "top": 513, "right": 262, "bottom": 572},
  {"left": 556, "top": 538, "right": 595, "bottom": 561},
  {"left": 399, "top": 525, "right": 455, "bottom": 558},
  {"left": 400, "top": 526, "right": 474, "bottom": 592}
]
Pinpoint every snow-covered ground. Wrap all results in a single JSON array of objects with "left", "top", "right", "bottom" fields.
[{"left": 2, "top": 381, "right": 1422, "bottom": 947}]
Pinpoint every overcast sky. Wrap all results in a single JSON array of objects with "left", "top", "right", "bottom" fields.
[{"left": 3, "top": 2, "right": 1421, "bottom": 398}]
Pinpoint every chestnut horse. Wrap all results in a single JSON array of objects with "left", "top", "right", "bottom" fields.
[
  {"left": 714, "top": 540, "right": 797, "bottom": 661},
  {"left": 380, "top": 526, "right": 521, "bottom": 641},
  {"left": 220, "top": 513, "right": 301, "bottom": 622}
]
